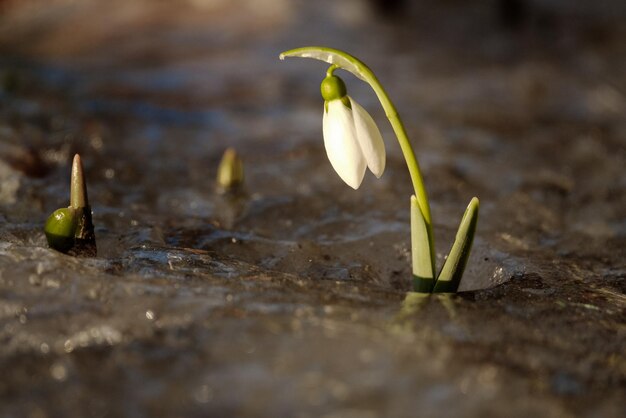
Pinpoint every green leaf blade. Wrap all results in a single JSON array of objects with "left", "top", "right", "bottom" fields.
[
  {"left": 433, "top": 197, "right": 479, "bottom": 293},
  {"left": 411, "top": 195, "right": 434, "bottom": 292}
]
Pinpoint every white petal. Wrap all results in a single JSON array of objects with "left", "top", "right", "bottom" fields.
[
  {"left": 349, "top": 96, "right": 386, "bottom": 178},
  {"left": 323, "top": 100, "right": 366, "bottom": 189}
]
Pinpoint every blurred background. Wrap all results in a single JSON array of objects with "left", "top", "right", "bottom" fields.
[
  {"left": 0, "top": 0, "right": 623, "bottom": 285},
  {"left": 0, "top": 0, "right": 624, "bottom": 417}
]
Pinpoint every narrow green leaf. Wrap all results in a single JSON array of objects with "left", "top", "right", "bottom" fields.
[
  {"left": 433, "top": 197, "right": 479, "bottom": 293},
  {"left": 411, "top": 195, "right": 434, "bottom": 292},
  {"left": 279, "top": 46, "right": 370, "bottom": 82}
]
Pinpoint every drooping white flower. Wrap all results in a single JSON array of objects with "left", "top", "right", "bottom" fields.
[{"left": 321, "top": 75, "right": 385, "bottom": 190}]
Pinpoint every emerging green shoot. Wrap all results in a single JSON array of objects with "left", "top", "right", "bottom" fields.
[
  {"left": 216, "top": 148, "right": 244, "bottom": 193},
  {"left": 411, "top": 195, "right": 434, "bottom": 292},
  {"left": 433, "top": 197, "right": 479, "bottom": 293},
  {"left": 44, "top": 154, "right": 96, "bottom": 256}
]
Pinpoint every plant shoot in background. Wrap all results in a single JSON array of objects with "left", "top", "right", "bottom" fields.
[{"left": 44, "top": 154, "right": 97, "bottom": 256}]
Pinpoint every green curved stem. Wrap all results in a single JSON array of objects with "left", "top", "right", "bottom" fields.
[
  {"left": 281, "top": 46, "right": 435, "bottom": 276},
  {"left": 360, "top": 72, "right": 431, "bottom": 224}
]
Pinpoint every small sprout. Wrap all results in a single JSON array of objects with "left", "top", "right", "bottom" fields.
[
  {"left": 44, "top": 154, "right": 96, "bottom": 256},
  {"left": 216, "top": 148, "right": 244, "bottom": 193}
]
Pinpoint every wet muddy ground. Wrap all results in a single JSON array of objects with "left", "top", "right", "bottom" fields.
[{"left": 0, "top": 0, "right": 624, "bottom": 417}]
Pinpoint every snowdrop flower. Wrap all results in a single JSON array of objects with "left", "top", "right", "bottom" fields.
[
  {"left": 320, "top": 70, "right": 385, "bottom": 189},
  {"left": 281, "top": 46, "right": 480, "bottom": 293}
]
